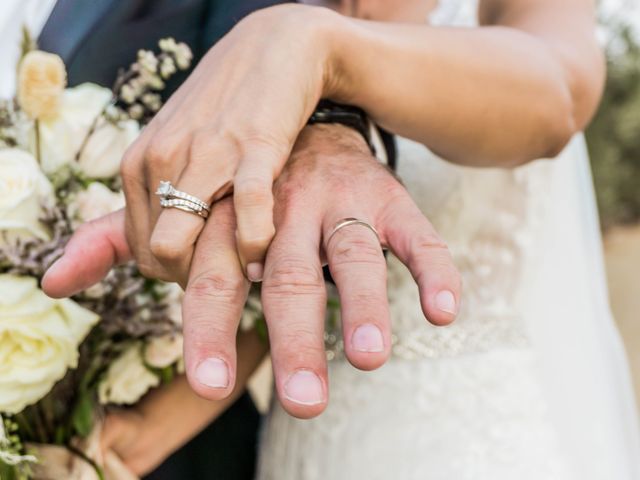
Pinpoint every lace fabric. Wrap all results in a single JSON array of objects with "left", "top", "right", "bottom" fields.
[{"left": 257, "top": 2, "right": 640, "bottom": 478}]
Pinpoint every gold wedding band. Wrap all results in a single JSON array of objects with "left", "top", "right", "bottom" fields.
[{"left": 326, "top": 217, "right": 381, "bottom": 245}]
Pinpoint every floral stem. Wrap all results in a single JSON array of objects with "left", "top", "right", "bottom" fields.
[
  {"left": 34, "top": 119, "right": 41, "bottom": 164},
  {"left": 75, "top": 104, "right": 108, "bottom": 162},
  {"left": 66, "top": 444, "right": 105, "bottom": 480}
]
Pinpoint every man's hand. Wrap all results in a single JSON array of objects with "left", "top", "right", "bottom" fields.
[{"left": 43, "top": 124, "right": 460, "bottom": 419}]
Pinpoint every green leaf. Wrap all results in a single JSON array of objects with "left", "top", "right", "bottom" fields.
[
  {"left": 71, "top": 392, "right": 94, "bottom": 438},
  {"left": 255, "top": 317, "right": 269, "bottom": 344},
  {"left": 158, "top": 365, "right": 174, "bottom": 384},
  {"left": 0, "top": 460, "right": 18, "bottom": 480}
]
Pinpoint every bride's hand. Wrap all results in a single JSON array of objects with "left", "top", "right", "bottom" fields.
[{"left": 123, "top": 4, "right": 344, "bottom": 284}]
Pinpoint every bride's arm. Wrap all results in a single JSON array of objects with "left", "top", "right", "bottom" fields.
[
  {"left": 101, "top": 330, "right": 268, "bottom": 476},
  {"left": 325, "top": 0, "right": 604, "bottom": 166}
]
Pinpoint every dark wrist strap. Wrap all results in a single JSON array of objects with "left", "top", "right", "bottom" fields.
[{"left": 307, "top": 100, "right": 375, "bottom": 154}]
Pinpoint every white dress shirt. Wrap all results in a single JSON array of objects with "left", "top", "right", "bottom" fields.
[{"left": 0, "top": 0, "right": 58, "bottom": 98}]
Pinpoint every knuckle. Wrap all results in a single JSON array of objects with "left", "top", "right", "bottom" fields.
[
  {"left": 412, "top": 231, "right": 449, "bottom": 252},
  {"left": 189, "top": 132, "right": 235, "bottom": 176},
  {"left": 330, "top": 233, "right": 384, "bottom": 268},
  {"left": 120, "top": 148, "right": 144, "bottom": 188},
  {"left": 136, "top": 260, "right": 165, "bottom": 281},
  {"left": 263, "top": 258, "right": 324, "bottom": 297},
  {"left": 186, "top": 272, "right": 245, "bottom": 303},
  {"left": 149, "top": 237, "right": 186, "bottom": 262},
  {"left": 235, "top": 177, "right": 273, "bottom": 209},
  {"left": 239, "top": 229, "right": 276, "bottom": 253},
  {"left": 145, "top": 135, "right": 178, "bottom": 169}
]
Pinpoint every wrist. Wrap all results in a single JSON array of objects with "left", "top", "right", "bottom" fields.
[
  {"left": 296, "top": 124, "right": 372, "bottom": 158},
  {"left": 310, "top": 8, "right": 356, "bottom": 102}
]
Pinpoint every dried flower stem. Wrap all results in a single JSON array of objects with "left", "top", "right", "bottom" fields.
[
  {"left": 74, "top": 102, "right": 111, "bottom": 162},
  {"left": 66, "top": 444, "right": 105, "bottom": 480},
  {"left": 34, "top": 119, "right": 41, "bottom": 164}
]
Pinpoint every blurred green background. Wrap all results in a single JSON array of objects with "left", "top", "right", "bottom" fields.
[
  {"left": 586, "top": 9, "right": 640, "bottom": 407},
  {"left": 587, "top": 19, "right": 640, "bottom": 229}
]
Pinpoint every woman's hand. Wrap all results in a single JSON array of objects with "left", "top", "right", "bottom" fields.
[{"left": 123, "top": 5, "right": 344, "bottom": 284}]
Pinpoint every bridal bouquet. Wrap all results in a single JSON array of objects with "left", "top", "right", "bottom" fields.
[{"left": 0, "top": 35, "right": 195, "bottom": 479}]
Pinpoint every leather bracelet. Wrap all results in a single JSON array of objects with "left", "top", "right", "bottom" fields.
[{"left": 307, "top": 100, "right": 376, "bottom": 155}]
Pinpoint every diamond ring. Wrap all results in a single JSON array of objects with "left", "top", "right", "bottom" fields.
[{"left": 156, "top": 181, "right": 211, "bottom": 218}]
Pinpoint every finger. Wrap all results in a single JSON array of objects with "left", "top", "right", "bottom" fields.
[
  {"left": 261, "top": 208, "right": 328, "bottom": 419},
  {"left": 182, "top": 199, "right": 249, "bottom": 401},
  {"left": 101, "top": 412, "right": 140, "bottom": 454},
  {"left": 42, "top": 209, "right": 132, "bottom": 298},
  {"left": 323, "top": 214, "right": 391, "bottom": 371},
  {"left": 120, "top": 137, "right": 171, "bottom": 281},
  {"left": 148, "top": 133, "right": 235, "bottom": 279},
  {"left": 234, "top": 143, "right": 285, "bottom": 281},
  {"left": 380, "top": 195, "right": 461, "bottom": 326}
]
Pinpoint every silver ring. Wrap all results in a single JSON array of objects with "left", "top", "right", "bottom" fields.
[
  {"left": 156, "top": 181, "right": 210, "bottom": 211},
  {"left": 326, "top": 217, "right": 381, "bottom": 245},
  {"left": 160, "top": 198, "right": 210, "bottom": 219}
]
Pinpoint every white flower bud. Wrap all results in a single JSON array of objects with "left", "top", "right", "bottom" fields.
[
  {"left": 174, "top": 43, "right": 193, "bottom": 70},
  {"left": 160, "top": 57, "right": 177, "bottom": 79},
  {"left": 159, "top": 38, "right": 178, "bottom": 53},
  {"left": 141, "top": 93, "right": 162, "bottom": 112},
  {"left": 137, "top": 50, "right": 159, "bottom": 74},
  {"left": 119, "top": 84, "right": 136, "bottom": 104},
  {"left": 128, "top": 104, "right": 144, "bottom": 120}
]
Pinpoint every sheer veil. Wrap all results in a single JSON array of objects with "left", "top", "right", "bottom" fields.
[
  {"left": 524, "top": 136, "right": 640, "bottom": 479},
  {"left": 432, "top": 1, "right": 640, "bottom": 477}
]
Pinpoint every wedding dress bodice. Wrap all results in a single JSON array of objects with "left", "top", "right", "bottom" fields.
[{"left": 257, "top": 2, "right": 640, "bottom": 479}]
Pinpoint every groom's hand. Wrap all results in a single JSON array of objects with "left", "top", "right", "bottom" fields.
[{"left": 43, "top": 124, "right": 460, "bottom": 419}]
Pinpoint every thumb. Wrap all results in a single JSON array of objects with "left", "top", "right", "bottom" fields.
[{"left": 42, "top": 209, "right": 132, "bottom": 298}]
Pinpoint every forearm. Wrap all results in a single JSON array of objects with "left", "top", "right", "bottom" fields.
[
  {"left": 321, "top": 7, "right": 603, "bottom": 166},
  {"left": 127, "top": 331, "right": 268, "bottom": 471}
]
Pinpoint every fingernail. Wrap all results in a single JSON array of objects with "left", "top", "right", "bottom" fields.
[
  {"left": 44, "top": 257, "right": 65, "bottom": 277},
  {"left": 284, "top": 370, "right": 324, "bottom": 406},
  {"left": 351, "top": 323, "right": 384, "bottom": 353},
  {"left": 195, "top": 358, "right": 229, "bottom": 388},
  {"left": 247, "top": 262, "right": 264, "bottom": 282},
  {"left": 435, "top": 290, "right": 457, "bottom": 314}
]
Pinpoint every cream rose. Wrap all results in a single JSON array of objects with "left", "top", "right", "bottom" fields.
[
  {"left": 144, "top": 334, "right": 183, "bottom": 369},
  {"left": 67, "top": 182, "right": 125, "bottom": 224},
  {"left": 0, "top": 148, "right": 54, "bottom": 243},
  {"left": 0, "top": 275, "right": 99, "bottom": 414},
  {"left": 17, "top": 51, "right": 67, "bottom": 121},
  {"left": 37, "top": 83, "right": 139, "bottom": 176},
  {"left": 98, "top": 344, "right": 159, "bottom": 405}
]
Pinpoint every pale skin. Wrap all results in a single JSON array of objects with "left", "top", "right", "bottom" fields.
[
  {"left": 42, "top": 0, "right": 604, "bottom": 472},
  {"left": 47, "top": 0, "right": 601, "bottom": 405},
  {"left": 55, "top": 124, "right": 458, "bottom": 474}
]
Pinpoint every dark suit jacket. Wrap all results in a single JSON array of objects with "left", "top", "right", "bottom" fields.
[
  {"left": 38, "top": 2, "right": 290, "bottom": 479},
  {"left": 39, "top": 0, "right": 289, "bottom": 89}
]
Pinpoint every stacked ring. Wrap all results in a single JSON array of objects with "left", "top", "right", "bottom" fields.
[{"left": 156, "top": 181, "right": 211, "bottom": 219}]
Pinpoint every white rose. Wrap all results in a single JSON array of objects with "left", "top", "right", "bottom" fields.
[
  {"left": 0, "top": 275, "right": 99, "bottom": 414},
  {"left": 68, "top": 182, "right": 125, "bottom": 224},
  {"left": 162, "top": 282, "right": 184, "bottom": 326},
  {"left": 98, "top": 344, "right": 159, "bottom": 405},
  {"left": 37, "top": 83, "right": 139, "bottom": 177},
  {"left": 144, "top": 334, "right": 183, "bottom": 369},
  {"left": 0, "top": 148, "right": 54, "bottom": 243}
]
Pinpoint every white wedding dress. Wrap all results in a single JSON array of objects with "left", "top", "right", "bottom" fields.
[{"left": 256, "top": 2, "right": 640, "bottom": 479}]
